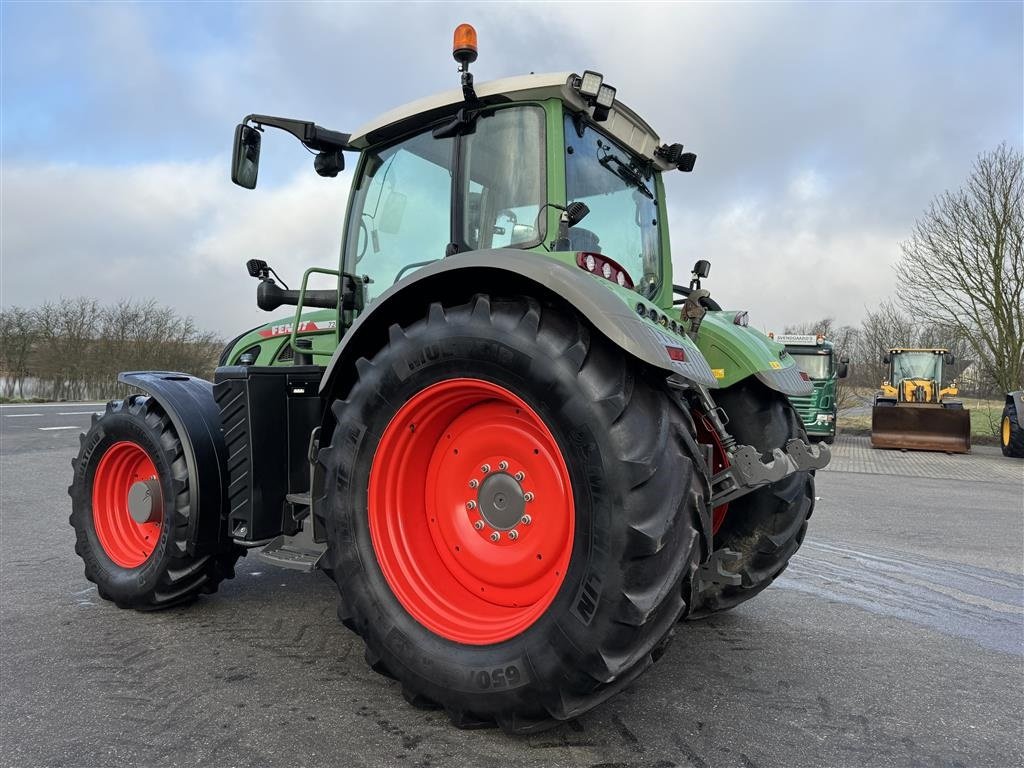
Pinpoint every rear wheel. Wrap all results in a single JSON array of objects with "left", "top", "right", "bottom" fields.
[
  {"left": 1002, "top": 398, "right": 1024, "bottom": 458},
  {"left": 69, "top": 396, "right": 242, "bottom": 609},
  {"left": 319, "top": 295, "right": 709, "bottom": 731},
  {"left": 689, "top": 378, "right": 814, "bottom": 617}
]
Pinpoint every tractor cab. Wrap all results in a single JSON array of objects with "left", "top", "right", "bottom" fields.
[
  {"left": 229, "top": 27, "right": 698, "bottom": 361},
  {"left": 881, "top": 348, "right": 957, "bottom": 403}
]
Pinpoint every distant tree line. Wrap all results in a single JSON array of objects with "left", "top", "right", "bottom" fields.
[{"left": 0, "top": 298, "right": 222, "bottom": 401}]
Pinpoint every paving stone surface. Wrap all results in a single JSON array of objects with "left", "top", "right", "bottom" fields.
[{"left": 825, "top": 435, "right": 1022, "bottom": 483}]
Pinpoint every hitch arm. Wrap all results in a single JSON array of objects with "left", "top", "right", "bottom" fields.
[{"left": 710, "top": 439, "right": 831, "bottom": 508}]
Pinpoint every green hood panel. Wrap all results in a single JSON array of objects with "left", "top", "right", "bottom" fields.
[
  {"left": 695, "top": 311, "right": 812, "bottom": 396},
  {"left": 221, "top": 309, "right": 339, "bottom": 367}
]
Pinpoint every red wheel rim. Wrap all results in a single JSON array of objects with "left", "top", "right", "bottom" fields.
[
  {"left": 693, "top": 413, "right": 729, "bottom": 534},
  {"left": 92, "top": 441, "right": 162, "bottom": 568},
  {"left": 368, "top": 378, "right": 575, "bottom": 645}
]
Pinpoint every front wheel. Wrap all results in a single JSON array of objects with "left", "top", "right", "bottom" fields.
[
  {"left": 319, "top": 295, "right": 709, "bottom": 731},
  {"left": 689, "top": 379, "right": 815, "bottom": 617},
  {"left": 69, "top": 396, "right": 241, "bottom": 609}
]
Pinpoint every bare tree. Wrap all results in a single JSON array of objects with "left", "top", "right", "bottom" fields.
[
  {"left": 0, "top": 308, "right": 39, "bottom": 398},
  {"left": 896, "top": 143, "right": 1024, "bottom": 393}
]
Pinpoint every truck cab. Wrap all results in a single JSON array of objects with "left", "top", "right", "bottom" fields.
[{"left": 772, "top": 333, "right": 848, "bottom": 443}]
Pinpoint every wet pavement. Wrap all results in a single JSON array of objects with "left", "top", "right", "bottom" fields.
[{"left": 2, "top": 415, "right": 1021, "bottom": 768}]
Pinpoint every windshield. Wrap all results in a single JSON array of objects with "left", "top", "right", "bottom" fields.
[
  {"left": 891, "top": 351, "right": 942, "bottom": 381},
  {"left": 789, "top": 352, "right": 832, "bottom": 380},
  {"left": 565, "top": 116, "right": 661, "bottom": 296}
]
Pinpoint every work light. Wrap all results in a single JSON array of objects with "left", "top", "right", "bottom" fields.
[
  {"left": 579, "top": 70, "right": 603, "bottom": 98},
  {"left": 596, "top": 84, "right": 616, "bottom": 108}
]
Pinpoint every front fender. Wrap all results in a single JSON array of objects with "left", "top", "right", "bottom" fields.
[
  {"left": 695, "top": 312, "right": 812, "bottom": 396},
  {"left": 319, "top": 249, "right": 718, "bottom": 398},
  {"left": 118, "top": 371, "right": 228, "bottom": 553}
]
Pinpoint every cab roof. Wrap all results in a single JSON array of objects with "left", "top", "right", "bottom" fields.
[{"left": 348, "top": 71, "right": 671, "bottom": 168}]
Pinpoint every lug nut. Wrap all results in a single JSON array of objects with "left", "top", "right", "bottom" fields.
[
  {"left": 498, "top": 460, "right": 509, "bottom": 471},
  {"left": 489, "top": 532, "right": 500, "bottom": 542},
  {"left": 469, "top": 479, "right": 479, "bottom": 489},
  {"left": 521, "top": 514, "right": 532, "bottom": 525},
  {"left": 508, "top": 530, "right": 519, "bottom": 541},
  {"left": 474, "top": 520, "right": 484, "bottom": 530},
  {"left": 481, "top": 464, "right": 491, "bottom": 474},
  {"left": 514, "top": 471, "right": 525, "bottom": 481},
  {"left": 466, "top": 500, "right": 477, "bottom": 510},
  {"left": 523, "top": 492, "right": 534, "bottom": 502}
]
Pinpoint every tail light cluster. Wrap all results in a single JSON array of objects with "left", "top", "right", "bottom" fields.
[{"left": 575, "top": 252, "right": 634, "bottom": 290}]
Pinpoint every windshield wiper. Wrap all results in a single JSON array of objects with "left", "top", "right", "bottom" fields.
[{"left": 599, "top": 152, "right": 654, "bottom": 199}]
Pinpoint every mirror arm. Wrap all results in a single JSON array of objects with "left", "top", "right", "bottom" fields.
[{"left": 244, "top": 114, "right": 351, "bottom": 152}]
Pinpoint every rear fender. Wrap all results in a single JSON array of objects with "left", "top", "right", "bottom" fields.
[
  {"left": 318, "top": 249, "right": 718, "bottom": 400},
  {"left": 696, "top": 311, "right": 812, "bottom": 396},
  {"left": 117, "top": 372, "right": 228, "bottom": 554}
]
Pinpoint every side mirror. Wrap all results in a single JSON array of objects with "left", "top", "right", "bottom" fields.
[
  {"left": 231, "top": 124, "right": 261, "bottom": 189},
  {"left": 838, "top": 361, "right": 849, "bottom": 379},
  {"left": 882, "top": 354, "right": 890, "bottom": 364},
  {"left": 943, "top": 352, "right": 955, "bottom": 365},
  {"left": 692, "top": 259, "right": 711, "bottom": 279}
]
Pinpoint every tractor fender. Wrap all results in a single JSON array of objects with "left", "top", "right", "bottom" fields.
[
  {"left": 695, "top": 311, "right": 812, "bottom": 396},
  {"left": 1009, "top": 391, "right": 1024, "bottom": 428},
  {"left": 318, "top": 249, "right": 718, "bottom": 399},
  {"left": 117, "top": 371, "right": 228, "bottom": 553}
]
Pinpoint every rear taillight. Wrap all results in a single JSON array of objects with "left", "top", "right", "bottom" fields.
[{"left": 575, "top": 252, "right": 634, "bottom": 289}]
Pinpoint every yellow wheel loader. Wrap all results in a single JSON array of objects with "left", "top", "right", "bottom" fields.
[{"left": 870, "top": 348, "right": 971, "bottom": 453}]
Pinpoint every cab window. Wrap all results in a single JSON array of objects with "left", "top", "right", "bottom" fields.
[
  {"left": 344, "top": 132, "right": 454, "bottom": 300},
  {"left": 460, "top": 106, "right": 546, "bottom": 250}
]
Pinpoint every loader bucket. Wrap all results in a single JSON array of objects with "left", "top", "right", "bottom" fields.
[{"left": 870, "top": 404, "right": 971, "bottom": 453}]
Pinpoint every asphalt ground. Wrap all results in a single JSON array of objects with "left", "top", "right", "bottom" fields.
[{"left": 1, "top": 403, "right": 1022, "bottom": 768}]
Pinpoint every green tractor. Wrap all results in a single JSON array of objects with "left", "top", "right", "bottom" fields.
[{"left": 68, "top": 26, "right": 828, "bottom": 731}]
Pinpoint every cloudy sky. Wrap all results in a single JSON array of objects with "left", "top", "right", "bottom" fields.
[{"left": 2, "top": 2, "right": 1021, "bottom": 337}]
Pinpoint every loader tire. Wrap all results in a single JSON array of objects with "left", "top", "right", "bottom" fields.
[
  {"left": 689, "top": 378, "right": 814, "bottom": 618},
  {"left": 69, "top": 396, "right": 242, "bottom": 609},
  {"left": 319, "top": 295, "right": 709, "bottom": 732},
  {"left": 1002, "top": 399, "right": 1024, "bottom": 458}
]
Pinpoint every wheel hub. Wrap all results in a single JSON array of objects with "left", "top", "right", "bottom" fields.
[
  {"left": 476, "top": 471, "right": 525, "bottom": 530},
  {"left": 127, "top": 479, "right": 162, "bottom": 524}
]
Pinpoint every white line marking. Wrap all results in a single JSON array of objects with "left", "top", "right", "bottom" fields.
[
  {"left": 0, "top": 402, "right": 106, "bottom": 409},
  {"left": 5, "top": 413, "right": 42, "bottom": 418},
  {"left": 38, "top": 426, "right": 79, "bottom": 431},
  {"left": 58, "top": 411, "right": 101, "bottom": 415}
]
